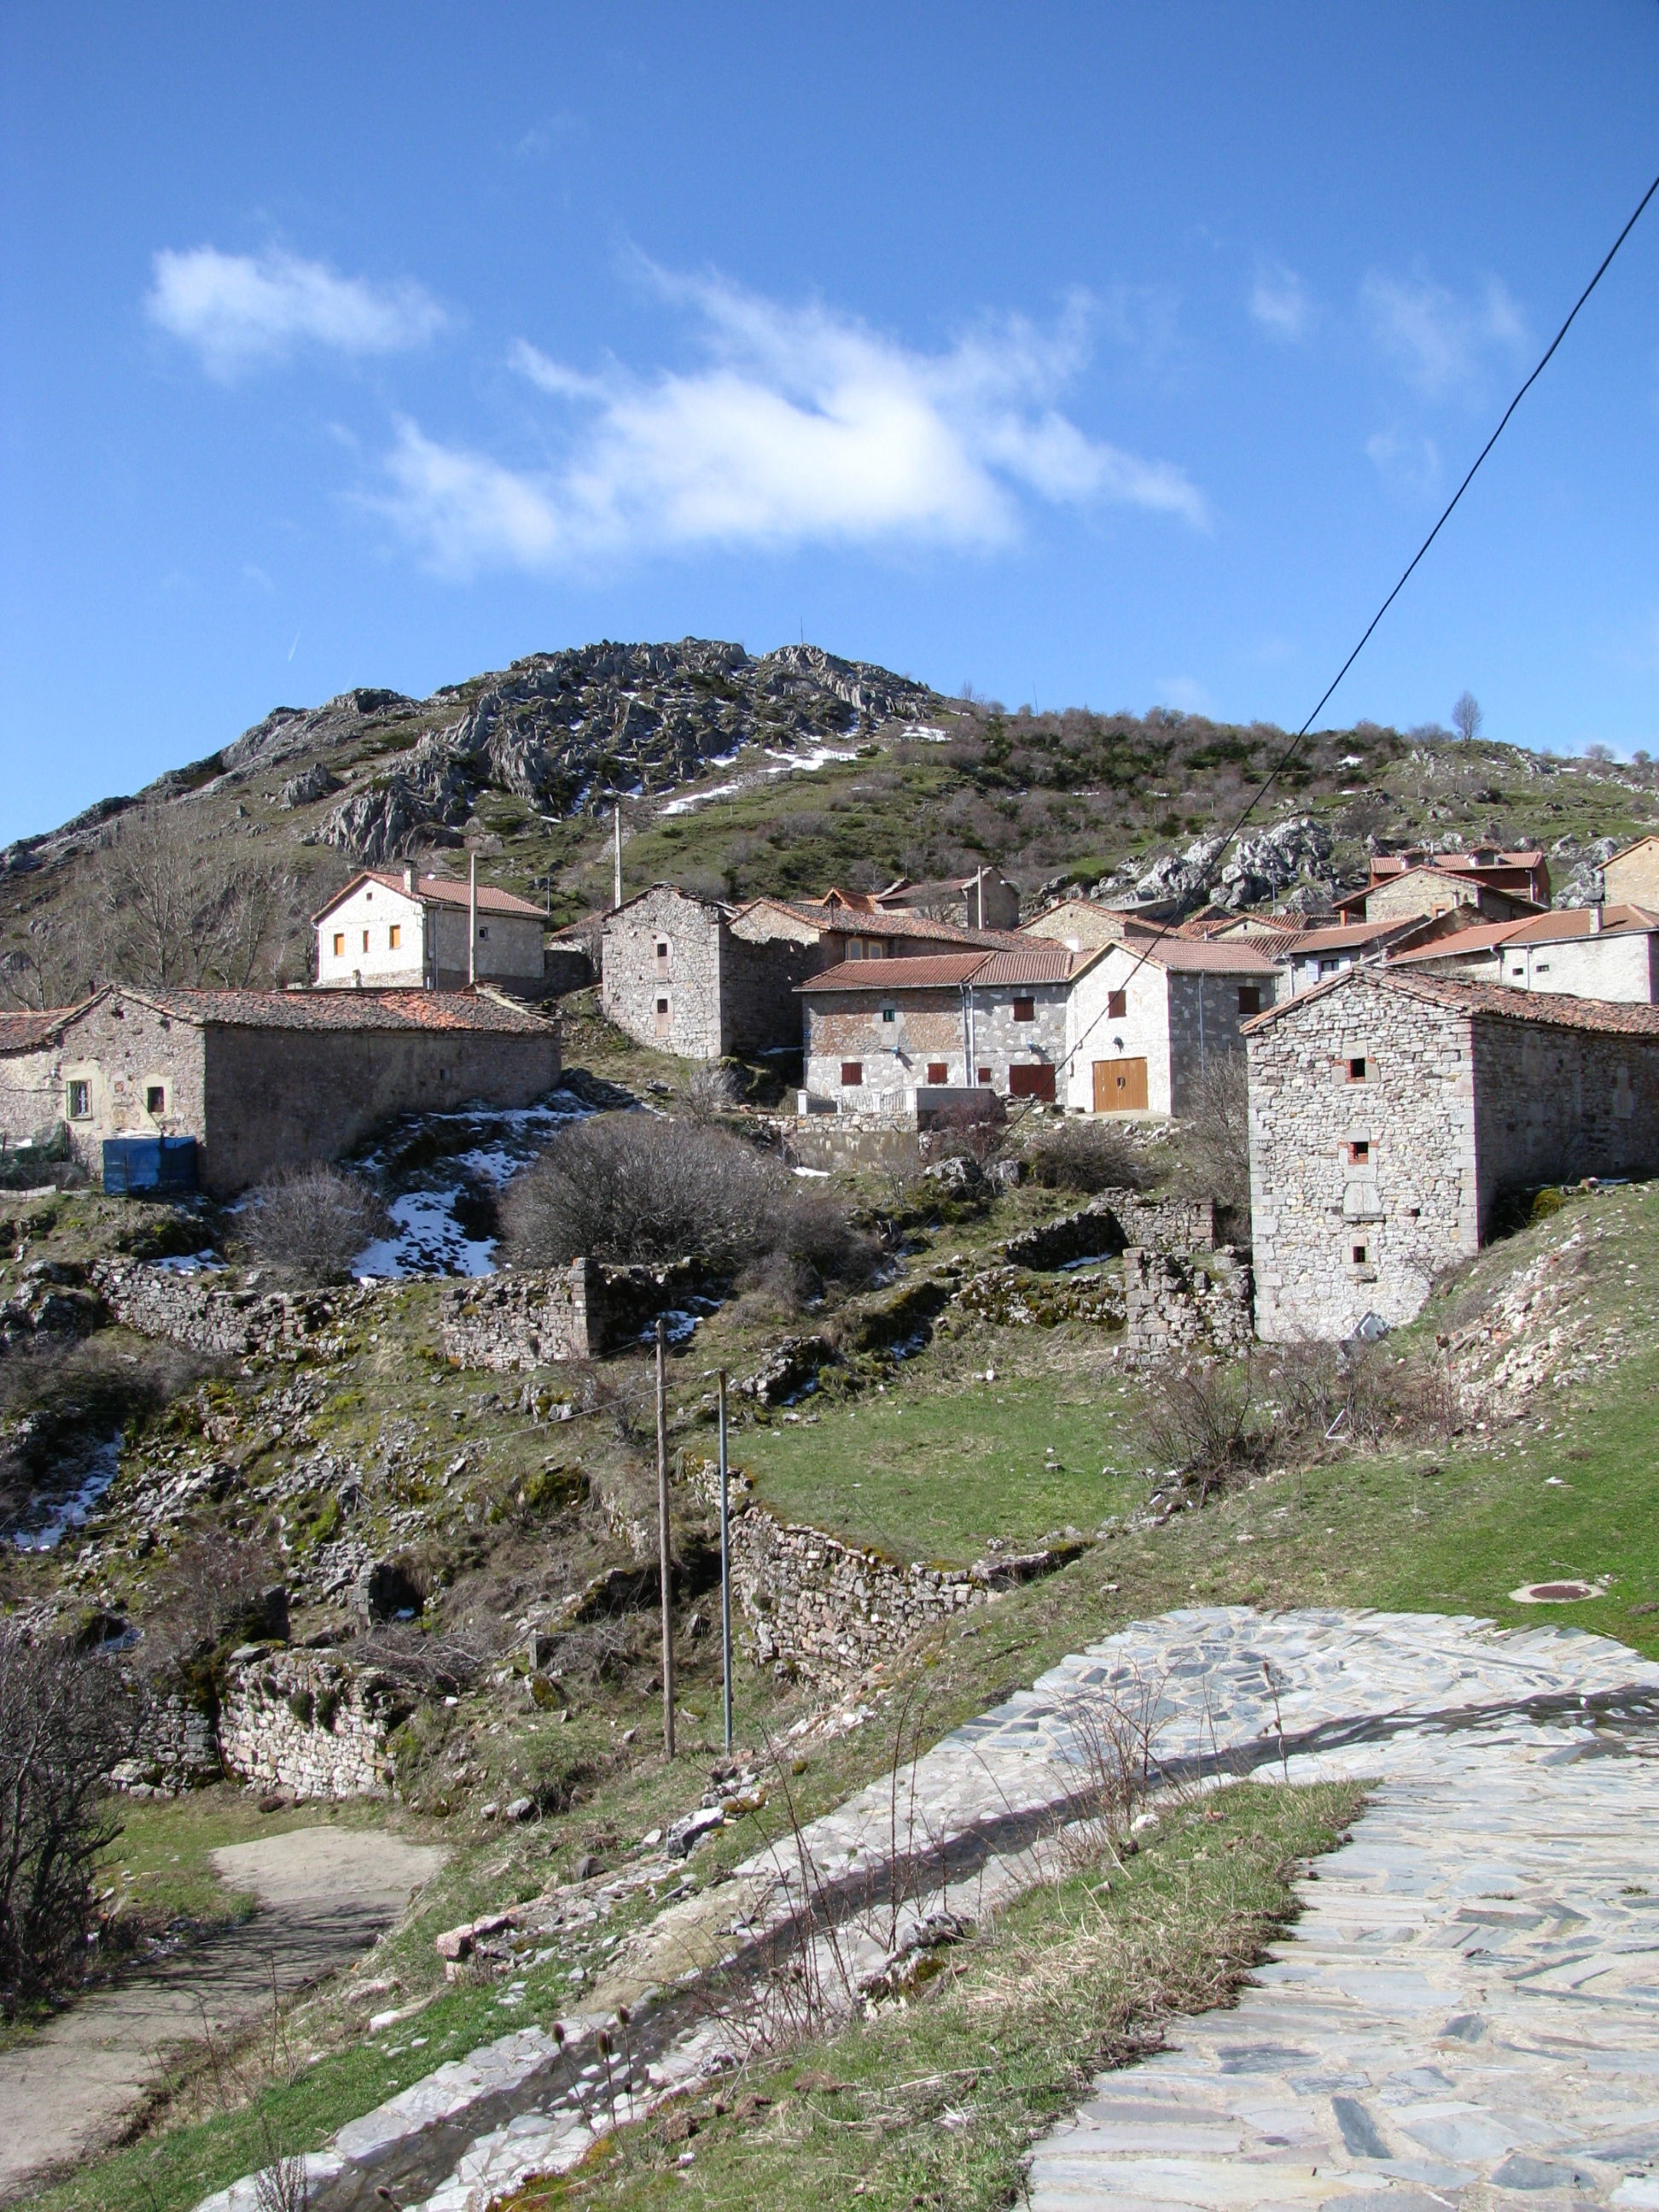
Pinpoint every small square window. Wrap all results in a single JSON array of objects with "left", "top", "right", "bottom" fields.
[
  {"left": 146, "top": 1085, "right": 166, "bottom": 1115},
  {"left": 926, "top": 1062, "right": 949, "bottom": 1084},
  {"left": 977, "top": 1067, "right": 992, "bottom": 1085},
  {"left": 1348, "top": 1139, "right": 1370, "bottom": 1164},
  {"left": 1012, "top": 996, "right": 1036, "bottom": 1022},
  {"left": 388, "top": 924, "right": 401, "bottom": 950},
  {"left": 1351, "top": 1243, "right": 1368, "bottom": 1265},
  {"left": 841, "top": 1061, "right": 863, "bottom": 1086},
  {"left": 1107, "top": 988, "right": 1127, "bottom": 1018},
  {"left": 333, "top": 933, "right": 345, "bottom": 958},
  {"left": 67, "top": 1080, "right": 90, "bottom": 1120},
  {"left": 1238, "top": 986, "right": 1261, "bottom": 1017},
  {"left": 1348, "top": 1056, "right": 1368, "bottom": 1082},
  {"left": 881, "top": 1004, "right": 896, "bottom": 1023},
  {"left": 655, "top": 997, "right": 669, "bottom": 1013},
  {"left": 656, "top": 941, "right": 669, "bottom": 960},
  {"left": 478, "top": 925, "right": 489, "bottom": 940}
]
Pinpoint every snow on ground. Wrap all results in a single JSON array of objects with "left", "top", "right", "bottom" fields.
[
  {"left": 659, "top": 742, "right": 859, "bottom": 817},
  {"left": 9, "top": 1435, "right": 121, "bottom": 1551},
  {"left": 351, "top": 1088, "right": 597, "bottom": 1279}
]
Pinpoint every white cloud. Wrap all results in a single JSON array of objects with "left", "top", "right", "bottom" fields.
[
  {"left": 1361, "top": 270, "right": 1527, "bottom": 399},
  {"left": 1365, "top": 426, "right": 1442, "bottom": 500},
  {"left": 371, "top": 271, "right": 1206, "bottom": 576},
  {"left": 148, "top": 246, "right": 445, "bottom": 378},
  {"left": 1249, "top": 262, "right": 1314, "bottom": 342}
]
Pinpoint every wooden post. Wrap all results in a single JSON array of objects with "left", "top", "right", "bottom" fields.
[
  {"left": 656, "top": 1318, "right": 676, "bottom": 1759},
  {"left": 468, "top": 852, "right": 478, "bottom": 987},
  {"left": 613, "top": 804, "right": 623, "bottom": 913},
  {"left": 718, "top": 1370, "right": 733, "bottom": 1755}
]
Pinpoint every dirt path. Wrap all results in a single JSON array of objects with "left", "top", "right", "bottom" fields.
[{"left": 0, "top": 1825, "right": 445, "bottom": 2206}]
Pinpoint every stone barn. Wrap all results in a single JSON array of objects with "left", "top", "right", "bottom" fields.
[
  {"left": 0, "top": 986, "right": 560, "bottom": 1197},
  {"left": 1245, "top": 966, "right": 1659, "bottom": 1340}
]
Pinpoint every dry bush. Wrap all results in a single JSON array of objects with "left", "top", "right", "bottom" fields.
[
  {"left": 237, "top": 1162, "right": 390, "bottom": 1282},
  {"left": 137, "top": 1531, "right": 288, "bottom": 1674},
  {"left": 1266, "top": 1340, "right": 1464, "bottom": 1452},
  {"left": 684, "top": 1060, "right": 746, "bottom": 1123},
  {"left": 925, "top": 1105, "right": 1010, "bottom": 1171},
  {"left": 1144, "top": 1359, "right": 1269, "bottom": 1496},
  {"left": 1023, "top": 1120, "right": 1146, "bottom": 1194},
  {"left": 501, "top": 1114, "right": 873, "bottom": 1284},
  {"left": 0, "top": 1622, "right": 135, "bottom": 2017}
]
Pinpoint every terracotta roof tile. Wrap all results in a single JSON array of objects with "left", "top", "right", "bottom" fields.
[
  {"left": 0, "top": 1006, "right": 88, "bottom": 1053},
  {"left": 798, "top": 953, "right": 996, "bottom": 992},
  {"left": 313, "top": 871, "right": 548, "bottom": 923},
  {"left": 1244, "top": 962, "right": 1659, "bottom": 1039},
  {"left": 744, "top": 898, "right": 1020, "bottom": 950},
  {"left": 119, "top": 987, "right": 555, "bottom": 1035}
]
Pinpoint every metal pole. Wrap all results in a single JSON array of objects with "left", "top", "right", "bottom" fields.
[
  {"left": 468, "top": 852, "right": 478, "bottom": 987},
  {"left": 718, "top": 1370, "right": 733, "bottom": 1755},
  {"left": 613, "top": 805, "right": 623, "bottom": 912},
  {"left": 655, "top": 1318, "right": 676, "bottom": 1759}
]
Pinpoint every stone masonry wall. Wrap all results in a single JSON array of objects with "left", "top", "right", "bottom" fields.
[
  {"left": 999, "top": 1190, "right": 1214, "bottom": 1270},
  {"left": 1121, "top": 1247, "right": 1254, "bottom": 1357},
  {"left": 439, "top": 1260, "right": 698, "bottom": 1368},
  {"left": 1470, "top": 1011, "right": 1659, "bottom": 1216},
  {"left": 218, "top": 1649, "right": 415, "bottom": 1798},
  {"left": 92, "top": 1257, "right": 376, "bottom": 1358},
  {"left": 602, "top": 887, "right": 726, "bottom": 1060}
]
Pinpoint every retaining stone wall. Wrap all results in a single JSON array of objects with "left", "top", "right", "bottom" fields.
[
  {"left": 439, "top": 1259, "right": 697, "bottom": 1369},
  {"left": 1122, "top": 1246, "right": 1254, "bottom": 1357},
  {"left": 121, "top": 1684, "right": 224, "bottom": 1794},
  {"left": 999, "top": 1190, "right": 1214, "bottom": 1270},
  {"left": 218, "top": 1649, "right": 416, "bottom": 1798},
  {"left": 91, "top": 1258, "right": 375, "bottom": 1359}
]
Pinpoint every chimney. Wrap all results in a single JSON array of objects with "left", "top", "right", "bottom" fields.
[
  {"left": 1590, "top": 905, "right": 1603, "bottom": 934},
  {"left": 404, "top": 863, "right": 416, "bottom": 895}
]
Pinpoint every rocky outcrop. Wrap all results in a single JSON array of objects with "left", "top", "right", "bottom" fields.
[
  {"left": 316, "top": 641, "right": 939, "bottom": 864},
  {"left": 736, "top": 1335, "right": 836, "bottom": 1406}
]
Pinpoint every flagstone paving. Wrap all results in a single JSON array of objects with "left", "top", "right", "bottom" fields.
[{"left": 196, "top": 1609, "right": 1659, "bottom": 2212}]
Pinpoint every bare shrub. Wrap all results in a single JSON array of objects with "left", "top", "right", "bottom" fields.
[
  {"left": 925, "top": 1106, "right": 1010, "bottom": 1171},
  {"left": 238, "top": 1163, "right": 389, "bottom": 1282},
  {"left": 501, "top": 1115, "right": 873, "bottom": 1284},
  {"left": 137, "top": 1531, "right": 287, "bottom": 1674},
  {"left": 0, "top": 1622, "right": 134, "bottom": 2016},
  {"left": 1024, "top": 1119, "right": 1145, "bottom": 1193},
  {"left": 1169, "top": 1059, "right": 1251, "bottom": 1223},
  {"left": 1144, "top": 1359, "right": 1268, "bottom": 1496},
  {"left": 1266, "top": 1340, "right": 1464, "bottom": 1452},
  {"left": 684, "top": 1060, "right": 745, "bottom": 1123},
  {"left": 1055, "top": 1663, "right": 1172, "bottom": 1863}
]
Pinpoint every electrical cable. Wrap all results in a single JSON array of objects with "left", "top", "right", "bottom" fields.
[{"left": 1048, "top": 161, "right": 1659, "bottom": 1093}]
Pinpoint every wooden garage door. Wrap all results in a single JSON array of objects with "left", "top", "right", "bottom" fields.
[
  {"left": 1093, "top": 1057, "right": 1148, "bottom": 1112},
  {"left": 1008, "top": 1063, "right": 1057, "bottom": 1101}
]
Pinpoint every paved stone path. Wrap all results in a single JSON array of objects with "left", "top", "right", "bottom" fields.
[
  {"left": 195, "top": 1610, "right": 1659, "bottom": 2212},
  {"left": 0, "top": 1827, "right": 445, "bottom": 2207}
]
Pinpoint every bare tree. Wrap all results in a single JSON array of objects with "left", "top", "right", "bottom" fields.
[
  {"left": 1170, "top": 1057, "right": 1252, "bottom": 1223},
  {"left": 1452, "top": 691, "right": 1483, "bottom": 744},
  {"left": 0, "top": 1622, "right": 134, "bottom": 2017}
]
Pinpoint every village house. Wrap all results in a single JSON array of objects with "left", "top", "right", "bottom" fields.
[
  {"left": 1245, "top": 965, "right": 1659, "bottom": 1340},
  {"left": 1020, "top": 898, "right": 1159, "bottom": 952},
  {"left": 313, "top": 868, "right": 549, "bottom": 994},
  {"left": 1601, "top": 835, "right": 1659, "bottom": 907},
  {"left": 1275, "top": 916, "right": 1444, "bottom": 996},
  {"left": 0, "top": 986, "right": 559, "bottom": 1198},
  {"left": 1062, "top": 936, "right": 1282, "bottom": 1115},
  {"left": 601, "top": 883, "right": 1017, "bottom": 1060},
  {"left": 1334, "top": 861, "right": 1545, "bottom": 928},
  {"left": 798, "top": 945, "right": 1084, "bottom": 1108},
  {"left": 1362, "top": 845, "right": 1551, "bottom": 905},
  {"left": 1388, "top": 904, "right": 1659, "bottom": 1002},
  {"left": 865, "top": 868, "right": 1022, "bottom": 930}
]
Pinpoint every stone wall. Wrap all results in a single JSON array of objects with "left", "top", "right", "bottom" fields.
[
  {"left": 998, "top": 1190, "right": 1214, "bottom": 1270},
  {"left": 119, "top": 1683, "right": 224, "bottom": 1795},
  {"left": 1471, "top": 1011, "right": 1659, "bottom": 1215},
  {"left": 92, "top": 1257, "right": 375, "bottom": 1359},
  {"left": 217, "top": 1649, "right": 416, "bottom": 1798},
  {"left": 439, "top": 1259, "right": 698, "bottom": 1368},
  {"left": 1122, "top": 1247, "right": 1254, "bottom": 1357}
]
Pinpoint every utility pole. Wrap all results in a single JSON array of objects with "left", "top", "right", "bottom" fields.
[
  {"left": 655, "top": 1318, "right": 676, "bottom": 1759},
  {"left": 613, "top": 804, "right": 623, "bottom": 912},
  {"left": 718, "top": 1370, "right": 733, "bottom": 1755},
  {"left": 468, "top": 852, "right": 478, "bottom": 987}
]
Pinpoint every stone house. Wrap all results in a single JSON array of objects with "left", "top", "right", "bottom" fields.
[
  {"left": 1601, "top": 835, "right": 1659, "bottom": 907},
  {"left": 313, "top": 869, "right": 548, "bottom": 993},
  {"left": 1062, "top": 937, "right": 1282, "bottom": 1115},
  {"left": 602, "top": 883, "right": 1016, "bottom": 1060},
  {"left": 1276, "top": 916, "right": 1444, "bottom": 997},
  {"left": 1361, "top": 846, "right": 1551, "bottom": 905},
  {"left": 1245, "top": 966, "right": 1659, "bottom": 1340},
  {"left": 870, "top": 868, "right": 1022, "bottom": 930},
  {"left": 798, "top": 946, "right": 1084, "bottom": 1107},
  {"left": 1021, "top": 899, "right": 1158, "bottom": 952},
  {"left": 1388, "top": 905, "right": 1659, "bottom": 1003},
  {"left": 0, "top": 986, "right": 559, "bottom": 1197},
  {"left": 1335, "top": 862, "right": 1545, "bottom": 928}
]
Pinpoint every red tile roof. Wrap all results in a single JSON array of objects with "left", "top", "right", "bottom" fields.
[
  {"left": 1103, "top": 936, "right": 1283, "bottom": 975},
  {"left": 313, "top": 870, "right": 548, "bottom": 923},
  {"left": 799, "top": 943, "right": 1089, "bottom": 993},
  {"left": 1389, "top": 903, "right": 1659, "bottom": 967},
  {"left": 1244, "top": 962, "right": 1659, "bottom": 1039},
  {"left": 743, "top": 897, "right": 1021, "bottom": 950},
  {"left": 119, "top": 987, "right": 555, "bottom": 1035},
  {"left": 0, "top": 1005, "right": 90, "bottom": 1054}
]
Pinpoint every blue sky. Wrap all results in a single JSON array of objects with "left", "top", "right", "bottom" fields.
[{"left": 3, "top": 3, "right": 1659, "bottom": 844}]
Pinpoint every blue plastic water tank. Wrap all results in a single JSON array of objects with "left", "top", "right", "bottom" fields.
[{"left": 102, "top": 1137, "right": 198, "bottom": 1196}]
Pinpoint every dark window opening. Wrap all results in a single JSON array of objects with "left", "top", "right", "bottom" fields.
[
  {"left": 1107, "top": 988, "right": 1127, "bottom": 1018},
  {"left": 1351, "top": 1243, "right": 1368, "bottom": 1265},
  {"left": 841, "top": 1062, "right": 863, "bottom": 1086},
  {"left": 881, "top": 1004, "right": 896, "bottom": 1022},
  {"left": 478, "top": 925, "right": 489, "bottom": 940},
  {"left": 1238, "top": 986, "right": 1261, "bottom": 1017},
  {"left": 1348, "top": 1139, "right": 1370, "bottom": 1164},
  {"left": 67, "top": 1080, "right": 90, "bottom": 1119},
  {"left": 977, "top": 1067, "right": 992, "bottom": 1084},
  {"left": 145, "top": 1086, "right": 166, "bottom": 1115},
  {"left": 1348, "top": 1056, "right": 1368, "bottom": 1082},
  {"left": 926, "top": 1062, "right": 949, "bottom": 1084},
  {"left": 1012, "top": 996, "right": 1036, "bottom": 1022}
]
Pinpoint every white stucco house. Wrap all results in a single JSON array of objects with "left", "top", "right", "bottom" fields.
[
  {"left": 1062, "top": 937, "right": 1281, "bottom": 1115},
  {"left": 312, "top": 869, "right": 548, "bottom": 993}
]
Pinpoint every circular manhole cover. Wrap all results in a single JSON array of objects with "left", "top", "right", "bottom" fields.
[{"left": 1510, "top": 1580, "right": 1605, "bottom": 1604}]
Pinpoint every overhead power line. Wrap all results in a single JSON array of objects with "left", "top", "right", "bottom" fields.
[{"left": 1048, "top": 161, "right": 1659, "bottom": 1090}]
